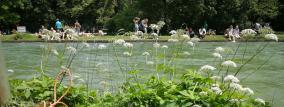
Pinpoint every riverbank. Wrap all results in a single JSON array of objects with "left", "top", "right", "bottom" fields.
[{"left": 1, "top": 33, "right": 284, "bottom": 42}]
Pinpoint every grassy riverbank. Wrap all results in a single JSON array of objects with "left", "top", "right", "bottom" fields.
[{"left": 1, "top": 33, "right": 284, "bottom": 42}]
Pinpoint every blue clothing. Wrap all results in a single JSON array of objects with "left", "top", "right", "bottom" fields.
[{"left": 55, "top": 21, "right": 62, "bottom": 29}]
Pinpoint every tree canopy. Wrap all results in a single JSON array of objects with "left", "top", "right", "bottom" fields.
[{"left": 0, "top": 0, "right": 282, "bottom": 34}]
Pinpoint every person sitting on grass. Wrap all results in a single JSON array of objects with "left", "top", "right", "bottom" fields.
[
  {"left": 187, "top": 27, "right": 195, "bottom": 38},
  {"left": 233, "top": 25, "right": 240, "bottom": 39}
]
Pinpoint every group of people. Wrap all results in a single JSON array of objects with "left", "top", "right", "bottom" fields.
[
  {"left": 39, "top": 19, "right": 81, "bottom": 34},
  {"left": 133, "top": 17, "right": 149, "bottom": 33},
  {"left": 224, "top": 25, "right": 240, "bottom": 42},
  {"left": 184, "top": 26, "right": 208, "bottom": 39}
]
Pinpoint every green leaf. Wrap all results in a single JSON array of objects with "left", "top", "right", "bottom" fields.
[{"left": 25, "top": 89, "right": 31, "bottom": 99}]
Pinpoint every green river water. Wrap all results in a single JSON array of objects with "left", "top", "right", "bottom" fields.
[{"left": 1, "top": 42, "right": 284, "bottom": 107}]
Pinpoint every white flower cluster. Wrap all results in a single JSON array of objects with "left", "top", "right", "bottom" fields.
[
  {"left": 215, "top": 47, "right": 224, "bottom": 53},
  {"left": 130, "top": 35, "right": 140, "bottom": 40},
  {"left": 240, "top": 29, "right": 257, "bottom": 37},
  {"left": 151, "top": 33, "right": 158, "bottom": 37},
  {"left": 150, "top": 24, "right": 159, "bottom": 30},
  {"left": 98, "top": 44, "right": 107, "bottom": 49},
  {"left": 265, "top": 34, "right": 278, "bottom": 42},
  {"left": 221, "top": 60, "right": 237, "bottom": 67},
  {"left": 153, "top": 43, "right": 160, "bottom": 48},
  {"left": 169, "top": 30, "right": 177, "bottom": 35},
  {"left": 114, "top": 39, "right": 126, "bottom": 45},
  {"left": 211, "top": 85, "right": 222, "bottom": 95},
  {"left": 162, "top": 45, "right": 168, "bottom": 49},
  {"left": 229, "top": 83, "right": 243, "bottom": 90},
  {"left": 255, "top": 98, "right": 265, "bottom": 105},
  {"left": 224, "top": 75, "right": 239, "bottom": 83},
  {"left": 190, "top": 38, "right": 200, "bottom": 42},
  {"left": 212, "top": 53, "right": 222, "bottom": 59},
  {"left": 66, "top": 46, "right": 76, "bottom": 53},
  {"left": 135, "top": 31, "right": 144, "bottom": 36},
  {"left": 199, "top": 91, "right": 208, "bottom": 96},
  {"left": 142, "top": 52, "right": 150, "bottom": 56},
  {"left": 123, "top": 52, "right": 132, "bottom": 56},
  {"left": 181, "top": 34, "right": 190, "bottom": 40},
  {"left": 229, "top": 99, "right": 239, "bottom": 103},
  {"left": 241, "top": 87, "right": 254, "bottom": 95},
  {"left": 199, "top": 65, "right": 216, "bottom": 71},
  {"left": 210, "top": 76, "right": 221, "bottom": 81},
  {"left": 187, "top": 41, "right": 194, "bottom": 47},
  {"left": 146, "top": 61, "right": 154, "bottom": 65},
  {"left": 183, "top": 51, "right": 191, "bottom": 56},
  {"left": 123, "top": 42, "right": 133, "bottom": 48},
  {"left": 168, "top": 39, "right": 179, "bottom": 42},
  {"left": 192, "top": 105, "right": 201, "bottom": 107}
]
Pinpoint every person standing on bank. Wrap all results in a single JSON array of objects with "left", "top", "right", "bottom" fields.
[
  {"left": 133, "top": 17, "right": 140, "bottom": 33},
  {"left": 74, "top": 20, "right": 81, "bottom": 34},
  {"left": 55, "top": 18, "right": 63, "bottom": 32}
]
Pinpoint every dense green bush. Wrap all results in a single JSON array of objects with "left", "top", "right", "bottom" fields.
[{"left": 8, "top": 71, "right": 268, "bottom": 107}]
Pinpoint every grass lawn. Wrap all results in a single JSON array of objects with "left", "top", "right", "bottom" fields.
[{"left": 1, "top": 33, "right": 284, "bottom": 42}]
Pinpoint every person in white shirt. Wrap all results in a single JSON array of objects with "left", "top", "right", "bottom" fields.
[{"left": 199, "top": 27, "right": 206, "bottom": 39}]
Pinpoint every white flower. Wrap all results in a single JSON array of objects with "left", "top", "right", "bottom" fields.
[
  {"left": 135, "top": 31, "right": 144, "bottom": 36},
  {"left": 73, "top": 75, "right": 81, "bottom": 79},
  {"left": 212, "top": 84, "right": 219, "bottom": 87},
  {"left": 142, "top": 52, "right": 150, "bottom": 56},
  {"left": 168, "top": 39, "right": 179, "bottom": 42},
  {"left": 146, "top": 61, "right": 154, "bottom": 65},
  {"left": 211, "top": 86, "right": 222, "bottom": 95},
  {"left": 123, "top": 52, "right": 132, "bottom": 56},
  {"left": 187, "top": 41, "right": 194, "bottom": 47},
  {"left": 151, "top": 33, "right": 158, "bottom": 37},
  {"left": 229, "top": 83, "right": 243, "bottom": 90},
  {"left": 229, "top": 99, "right": 239, "bottom": 103},
  {"left": 7, "top": 69, "right": 14, "bottom": 73},
  {"left": 130, "top": 35, "right": 140, "bottom": 40},
  {"left": 199, "top": 65, "right": 216, "bottom": 71},
  {"left": 224, "top": 75, "right": 240, "bottom": 83},
  {"left": 241, "top": 29, "right": 257, "bottom": 37},
  {"left": 265, "top": 34, "right": 278, "bottom": 42},
  {"left": 255, "top": 98, "right": 265, "bottom": 105},
  {"left": 222, "top": 60, "right": 237, "bottom": 67},
  {"left": 215, "top": 47, "right": 224, "bottom": 53},
  {"left": 66, "top": 46, "right": 76, "bottom": 53},
  {"left": 162, "top": 45, "right": 168, "bottom": 49},
  {"left": 52, "top": 49, "right": 59, "bottom": 56},
  {"left": 210, "top": 76, "right": 221, "bottom": 81},
  {"left": 114, "top": 39, "right": 125, "bottom": 45},
  {"left": 212, "top": 53, "right": 222, "bottom": 59},
  {"left": 123, "top": 42, "right": 133, "bottom": 48},
  {"left": 190, "top": 38, "right": 200, "bottom": 42},
  {"left": 241, "top": 87, "right": 254, "bottom": 95},
  {"left": 99, "top": 81, "right": 108, "bottom": 86},
  {"left": 199, "top": 91, "right": 208, "bottom": 96},
  {"left": 78, "top": 78, "right": 85, "bottom": 83},
  {"left": 82, "top": 42, "right": 90, "bottom": 48},
  {"left": 98, "top": 30, "right": 106, "bottom": 36},
  {"left": 181, "top": 34, "right": 190, "bottom": 40},
  {"left": 192, "top": 105, "right": 201, "bottom": 107},
  {"left": 98, "top": 44, "right": 107, "bottom": 49},
  {"left": 150, "top": 24, "right": 159, "bottom": 30},
  {"left": 153, "top": 43, "right": 160, "bottom": 48},
  {"left": 169, "top": 30, "right": 177, "bottom": 35},
  {"left": 183, "top": 51, "right": 191, "bottom": 56}
]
